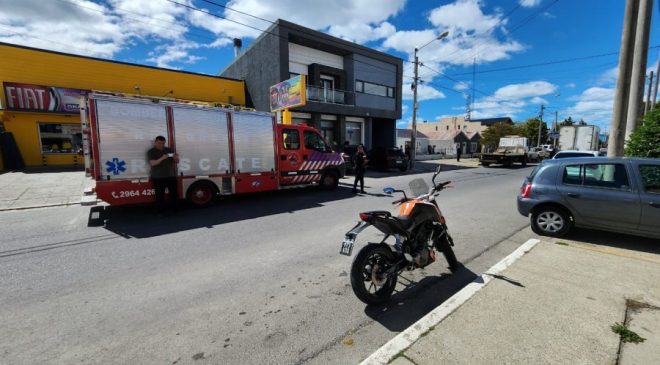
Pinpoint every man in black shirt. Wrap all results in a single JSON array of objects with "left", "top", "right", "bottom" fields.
[
  {"left": 352, "top": 144, "right": 368, "bottom": 194},
  {"left": 147, "top": 136, "right": 179, "bottom": 215}
]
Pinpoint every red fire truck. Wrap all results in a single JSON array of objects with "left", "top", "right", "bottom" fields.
[{"left": 81, "top": 93, "right": 345, "bottom": 207}]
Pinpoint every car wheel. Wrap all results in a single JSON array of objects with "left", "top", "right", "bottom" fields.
[
  {"left": 531, "top": 206, "right": 571, "bottom": 237},
  {"left": 320, "top": 171, "right": 339, "bottom": 190}
]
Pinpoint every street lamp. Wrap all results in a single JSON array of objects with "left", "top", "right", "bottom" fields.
[{"left": 411, "top": 31, "right": 449, "bottom": 169}]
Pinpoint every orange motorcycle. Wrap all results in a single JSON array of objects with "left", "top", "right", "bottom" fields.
[{"left": 340, "top": 167, "right": 461, "bottom": 305}]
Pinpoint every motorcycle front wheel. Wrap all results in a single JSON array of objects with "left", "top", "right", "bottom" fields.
[{"left": 350, "top": 243, "right": 398, "bottom": 305}]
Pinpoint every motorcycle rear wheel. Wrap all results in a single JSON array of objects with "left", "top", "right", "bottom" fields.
[{"left": 350, "top": 244, "right": 398, "bottom": 305}]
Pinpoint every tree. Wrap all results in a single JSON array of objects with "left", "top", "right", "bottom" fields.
[
  {"left": 519, "top": 118, "right": 549, "bottom": 146},
  {"left": 559, "top": 117, "right": 574, "bottom": 127},
  {"left": 578, "top": 118, "right": 587, "bottom": 126},
  {"left": 624, "top": 108, "right": 660, "bottom": 158},
  {"left": 481, "top": 122, "right": 521, "bottom": 151}
]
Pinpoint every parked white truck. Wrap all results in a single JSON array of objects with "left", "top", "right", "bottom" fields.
[
  {"left": 558, "top": 125, "right": 600, "bottom": 151},
  {"left": 479, "top": 135, "right": 528, "bottom": 167}
]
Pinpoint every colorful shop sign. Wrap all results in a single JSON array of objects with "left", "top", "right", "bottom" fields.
[
  {"left": 3, "top": 82, "right": 88, "bottom": 114},
  {"left": 269, "top": 75, "right": 306, "bottom": 112}
]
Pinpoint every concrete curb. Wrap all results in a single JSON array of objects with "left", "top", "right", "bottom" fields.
[{"left": 360, "top": 238, "right": 541, "bottom": 365}]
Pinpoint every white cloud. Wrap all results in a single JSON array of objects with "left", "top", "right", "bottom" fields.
[
  {"left": 147, "top": 41, "right": 205, "bottom": 69},
  {"left": 190, "top": 0, "right": 405, "bottom": 42},
  {"left": 597, "top": 67, "right": 619, "bottom": 86},
  {"left": 493, "top": 81, "right": 558, "bottom": 100},
  {"left": 402, "top": 83, "right": 446, "bottom": 101},
  {"left": 566, "top": 87, "right": 615, "bottom": 128},
  {"left": 519, "top": 0, "right": 542, "bottom": 8},
  {"left": 565, "top": 83, "right": 576, "bottom": 88},
  {"left": 383, "top": 1, "right": 524, "bottom": 67},
  {"left": 530, "top": 96, "right": 548, "bottom": 105},
  {"left": 328, "top": 21, "right": 396, "bottom": 43},
  {"left": 454, "top": 82, "right": 470, "bottom": 91},
  {"left": 429, "top": 0, "right": 502, "bottom": 34}
]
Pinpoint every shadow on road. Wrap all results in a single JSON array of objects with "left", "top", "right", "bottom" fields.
[
  {"left": 94, "top": 185, "right": 355, "bottom": 238},
  {"left": 563, "top": 228, "right": 660, "bottom": 255},
  {"left": 363, "top": 265, "right": 480, "bottom": 332}
]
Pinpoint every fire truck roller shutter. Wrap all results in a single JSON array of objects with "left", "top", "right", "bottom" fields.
[
  {"left": 231, "top": 111, "right": 276, "bottom": 173},
  {"left": 95, "top": 98, "right": 168, "bottom": 180},
  {"left": 172, "top": 106, "right": 231, "bottom": 177}
]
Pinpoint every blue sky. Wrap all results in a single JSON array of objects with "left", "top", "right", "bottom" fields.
[{"left": 1, "top": 0, "right": 659, "bottom": 133}]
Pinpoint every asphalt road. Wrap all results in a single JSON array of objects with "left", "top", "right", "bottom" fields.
[{"left": 0, "top": 162, "right": 535, "bottom": 364}]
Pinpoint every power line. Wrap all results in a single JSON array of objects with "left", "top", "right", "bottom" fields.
[
  {"left": 165, "top": 0, "right": 405, "bottom": 78},
  {"left": 450, "top": 46, "right": 660, "bottom": 76}
]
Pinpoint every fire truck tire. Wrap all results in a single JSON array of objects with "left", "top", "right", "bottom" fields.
[
  {"left": 186, "top": 181, "right": 218, "bottom": 208},
  {"left": 320, "top": 171, "right": 339, "bottom": 190}
]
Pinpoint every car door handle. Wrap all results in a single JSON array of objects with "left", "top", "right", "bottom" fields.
[
  {"left": 566, "top": 192, "right": 580, "bottom": 198},
  {"left": 650, "top": 202, "right": 660, "bottom": 208}
]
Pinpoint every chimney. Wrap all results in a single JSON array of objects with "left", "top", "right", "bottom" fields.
[{"left": 233, "top": 38, "right": 242, "bottom": 58}]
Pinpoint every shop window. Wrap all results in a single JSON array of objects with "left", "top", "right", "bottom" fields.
[
  {"left": 39, "top": 123, "right": 82, "bottom": 154},
  {"left": 345, "top": 121, "right": 362, "bottom": 145}
]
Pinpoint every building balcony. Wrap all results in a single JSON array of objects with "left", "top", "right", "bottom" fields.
[{"left": 306, "top": 86, "right": 354, "bottom": 105}]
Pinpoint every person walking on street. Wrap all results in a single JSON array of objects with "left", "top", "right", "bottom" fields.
[
  {"left": 456, "top": 144, "right": 462, "bottom": 162},
  {"left": 148, "top": 135, "right": 179, "bottom": 215},
  {"left": 352, "top": 144, "right": 368, "bottom": 194}
]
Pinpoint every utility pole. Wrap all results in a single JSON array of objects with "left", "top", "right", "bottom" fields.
[
  {"left": 410, "top": 31, "right": 448, "bottom": 169},
  {"left": 554, "top": 111, "right": 558, "bottom": 147},
  {"left": 609, "top": 0, "right": 640, "bottom": 157},
  {"left": 624, "top": 0, "right": 653, "bottom": 144},
  {"left": 537, "top": 104, "right": 545, "bottom": 147},
  {"left": 411, "top": 48, "right": 419, "bottom": 169},
  {"left": 646, "top": 71, "right": 655, "bottom": 114},
  {"left": 653, "top": 59, "right": 660, "bottom": 110}
]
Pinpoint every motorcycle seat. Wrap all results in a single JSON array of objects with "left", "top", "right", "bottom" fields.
[{"left": 362, "top": 211, "right": 411, "bottom": 235}]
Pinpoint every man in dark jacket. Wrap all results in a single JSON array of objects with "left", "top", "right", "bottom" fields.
[
  {"left": 352, "top": 144, "right": 368, "bottom": 194},
  {"left": 148, "top": 136, "right": 179, "bottom": 215}
]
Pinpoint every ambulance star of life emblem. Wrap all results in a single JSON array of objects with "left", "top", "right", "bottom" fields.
[{"left": 106, "top": 158, "right": 126, "bottom": 175}]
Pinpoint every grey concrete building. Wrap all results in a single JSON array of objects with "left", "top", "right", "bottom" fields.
[{"left": 220, "top": 19, "right": 403, "bottom": 150}]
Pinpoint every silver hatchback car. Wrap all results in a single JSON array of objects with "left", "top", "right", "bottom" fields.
[{"left": 517, "top": 157, "right": 660, "bottom": 238}]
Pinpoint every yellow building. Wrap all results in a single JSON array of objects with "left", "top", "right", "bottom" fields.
[{"left": 0, "top": 42, "right": 246, "bottom": 169}]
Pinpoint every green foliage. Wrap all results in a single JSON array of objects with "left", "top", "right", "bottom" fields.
[
  {"left": 560, "top": 117, "right": 574, "bottom": 126},
  {"left": 518, "top": 118, "right": 549, "bottom": 146},
  {"left": 624, "top": 108, "right": 660, "bottom": 158},
  {"left": 481, "top": 122, "right": 522, "bottom": 149},
  {"left": 611, "top": 322, "right": 646, "bottom": 344}
]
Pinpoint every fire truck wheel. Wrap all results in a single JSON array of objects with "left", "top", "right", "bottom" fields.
[
  {"left": 320, "top": 171, "right": 339, "bottom": 190},
  {"left": 186, "top": 181, "right": 218, "bottom": 208}
]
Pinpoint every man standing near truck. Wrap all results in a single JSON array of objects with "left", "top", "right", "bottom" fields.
[{"left": 148, "top": 136, "right": 179, "bottom": 215}]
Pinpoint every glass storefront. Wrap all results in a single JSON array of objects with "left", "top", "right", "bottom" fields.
[
  {"left": 345, "top": 121, "right": 362, "bottom": 145},
  {"left": 38, "top": 123, "right": 82, "bottom": 154}
]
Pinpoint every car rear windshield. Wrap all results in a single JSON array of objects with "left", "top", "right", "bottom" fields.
[{"left": 555, "top": 152, "right": 595, "bottom": 158}]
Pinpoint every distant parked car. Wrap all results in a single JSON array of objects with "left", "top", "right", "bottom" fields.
[
  {"left": 552, "top": 150, "right": 600, "bottom": 159},
  {"left": 517, "top": 157, "right": 660, "bottom": 238},
  {"left": 368, "top": 147, "right": 409, "bottom": 172},
  {"left": 527, "top": 147, "right": 549, "bottom": 162}
]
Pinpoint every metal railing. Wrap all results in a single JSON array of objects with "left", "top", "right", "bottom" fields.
[{"left": 306, "top": 86, "right": 353, "bottom": 105}]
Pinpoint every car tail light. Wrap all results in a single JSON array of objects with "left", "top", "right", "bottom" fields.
[
  {"left": 521, "top": 183, "right": 532, "bottom": 198},
  {"left": 359, "top": 213, "right": 370, "bottom": 221}
]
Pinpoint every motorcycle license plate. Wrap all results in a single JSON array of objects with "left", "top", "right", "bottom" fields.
[{"left": 340, "top": 237, "right": 355, "bottom": 256}]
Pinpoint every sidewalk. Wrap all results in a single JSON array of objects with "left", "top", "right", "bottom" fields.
[
  {"left": 363, "top": 236, "right": 660, "bottom": 365},
  {"left": 0, "top": 169, "right": 95, "bottom": 211}
]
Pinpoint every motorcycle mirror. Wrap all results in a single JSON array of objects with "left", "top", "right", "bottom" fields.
[{"left": 383, "top": 187, "right": 395, "bottom": 194}]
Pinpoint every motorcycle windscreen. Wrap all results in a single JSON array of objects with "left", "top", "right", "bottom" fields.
[
  {"left": 95, "top": 99, "right": 168, "bottom": 180},
  {"left": 172, "top": 107, "right": 231, "bottom": 176},
  {"left": 231, "top": 111, "right": 276, "bottom": 173},
  {"left": 409, "top": 178, "right": 430, "bottom": 197}
]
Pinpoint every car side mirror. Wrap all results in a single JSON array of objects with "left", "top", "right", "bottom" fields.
[{"left": 383, "top": 187, "right": 395, "bottom": 194}]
